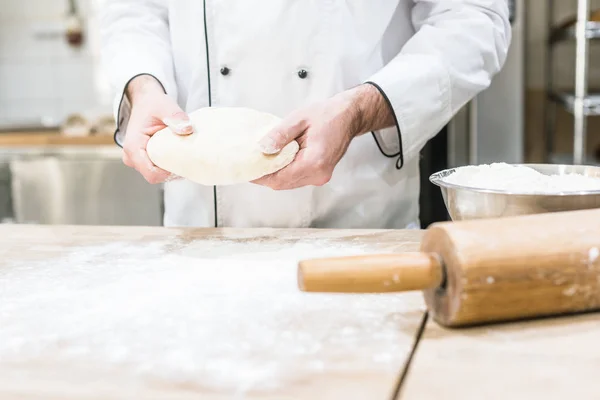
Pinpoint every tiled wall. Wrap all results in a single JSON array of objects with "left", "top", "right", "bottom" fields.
[{"left": 0, "top": 0, "right": 110, "bottom": 128}]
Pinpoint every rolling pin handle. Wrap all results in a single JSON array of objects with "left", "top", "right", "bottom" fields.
[{"left": 297, "top": 252, "right": 444, "bottom": 293}]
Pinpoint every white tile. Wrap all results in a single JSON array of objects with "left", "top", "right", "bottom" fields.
[
  {"left": 0, "top": 1, "right": 93, "bottom": 60},
  {"left": 55, "top": 58, "right": 97, "bottom": 102},
  {"left": 1, "top": 0, "right": 65, "bottom": 21},
  {"left": 59, "top": 96, "right": 96, "bottom": 120},
  {"left": 30, "top": 18, "right": 92, "bottom": 60},
  {"left": 0, "top": 99, "right": 60, "bottom": 126},
  {"left": 0, "top": 62, "right": 58, "bottom": 101},
  {"left": 77, "top": 0, "right": 94, "bottom": 17},
  {"left": 42, "top": 16, "right": 93, "bottom": 60},
  {"left": 0, "top": 21, "right": 56, "bottom": 61},
  {"left": 50, "top": 40, "right": 92, "bottom": 60}
]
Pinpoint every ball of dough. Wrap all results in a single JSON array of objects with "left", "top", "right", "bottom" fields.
[{"left": 146, "top": 107, "right": 299, "bottom": 186}]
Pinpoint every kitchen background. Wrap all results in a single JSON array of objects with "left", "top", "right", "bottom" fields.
[
  {"left": 0, "top": 0, "right": 111, "bottom": 129},
  {"left": 1, "top": 0, "right": 599, "bottom": 227}
]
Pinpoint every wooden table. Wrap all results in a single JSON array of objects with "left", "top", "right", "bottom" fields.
[
  {"left": 0, "top": 131, "right": 114, "bottom": 147},
  {"left": 401, "top": 309, "right": 600, "bottom": 399},
  {"left": 0, "top": 225, "right": 426, "bottom": 400},
  {"left": 2, "top": 225, "right": 599, "bottom": 399}
]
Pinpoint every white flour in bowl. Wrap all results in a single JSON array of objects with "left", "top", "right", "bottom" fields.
[{"left": 442, "top": 163, "right": 600, "bottom": 193}]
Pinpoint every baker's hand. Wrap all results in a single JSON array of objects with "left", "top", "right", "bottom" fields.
[
  {"left": 253, "top": 84, "right": 394, "bottom": 190},
  {"left": 122, "top": 74, "right": 194, "bottom": 184}
]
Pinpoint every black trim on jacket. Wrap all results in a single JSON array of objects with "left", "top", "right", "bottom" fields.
[
  {"left": 364, "top": 81, "right": 404, "bottom": 170},
  {"left": 203, "top": 0, "right": 219, "bottom": 228},
  {"left": 112, "top": 73, "right": 167, "bottom": 148}
]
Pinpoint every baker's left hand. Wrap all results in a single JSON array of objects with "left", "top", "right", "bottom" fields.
[{"left": 253, "top": 84, "right": 394, "bottom": 190}]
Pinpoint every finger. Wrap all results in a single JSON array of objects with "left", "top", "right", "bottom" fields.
[
  {"left": 136, "top": 150, "right": 172, "bottom": 184},
  {"left": 126, "top": 135, "right": 172, "bottom": 184},
  {"left": 164, "top": 174, "right": 183, "bottom": 182},
  {"left": 157, "top": 98, "right": 194, "bottom": 136},
  {"left": 252, "top": 150, "right": 312, "bottom": 190},
  {"left": 258, "top": 114, "right": 308, "bottom": 155},
  {"left": 137, "top": 151, "right": 172, "bottom": 183}
]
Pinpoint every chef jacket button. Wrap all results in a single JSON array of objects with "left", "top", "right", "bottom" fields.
[
  {"left": 297, "top": 69, "right": 308, "bottom": 79},
  {"left": 220, "top": 66, "right": 230, "bottom": 76}
]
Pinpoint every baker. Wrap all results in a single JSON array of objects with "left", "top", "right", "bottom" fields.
[{"left": 99, "top": 1, "right": 510, "bottom": 229}]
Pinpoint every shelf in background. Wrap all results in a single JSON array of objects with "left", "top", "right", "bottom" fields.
[
  {"left": 548, "top": 91, "right": 600, "bottom": 116},
  {"left": 550, "top": 21, "right": 600, "bottom": 44},
  {"left": 0, "top": 131, "right": 115, "bottom": 147},
  {"left": 549, "top": 152, "right": 600, "bottom": 166}
]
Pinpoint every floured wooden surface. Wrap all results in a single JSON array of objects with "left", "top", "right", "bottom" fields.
[
  {"left": 400, "top": 313, "right": 600, "bottom": 400},
  {"left": 0, "top": 225, "right": 425, "bottom": 400}
]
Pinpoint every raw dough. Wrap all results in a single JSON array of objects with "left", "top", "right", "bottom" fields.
[{"left": 147, "top": 107, "right": 299, "bottom": 185}]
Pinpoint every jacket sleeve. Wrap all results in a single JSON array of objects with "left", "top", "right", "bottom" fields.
[
  {"left": 366, "top": 0, "right": 511, "bottom": 168},
  {"left": 99, "top": 0, "right": 177, "bottom": 147}
]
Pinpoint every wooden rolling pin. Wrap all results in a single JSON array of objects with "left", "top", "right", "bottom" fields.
[{"left": 298, "top": 208, "right": 600, "bottom": 327}]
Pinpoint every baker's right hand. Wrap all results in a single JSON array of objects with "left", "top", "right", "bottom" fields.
[{"left": 122, "top": 74, "right": 194, "bottom": 184}]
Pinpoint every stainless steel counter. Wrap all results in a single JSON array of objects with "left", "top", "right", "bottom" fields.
[{"left": 0, "top": 146, "right": 162, "bottom": 226}]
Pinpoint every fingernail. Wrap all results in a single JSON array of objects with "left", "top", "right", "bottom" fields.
[
  {"left": 258, "top": 136, "right": 280, "bottom": 154},
  {"left": 163, "top": 117, "right": 194, "bottom": 135},
  {"left": 164, "top": 174, "right": 183, "bottom": 182}
]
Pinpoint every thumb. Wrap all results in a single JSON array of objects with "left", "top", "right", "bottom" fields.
[
  {"left": 158, "top": 97, "right": 194, "bottom": 136},
  {"left": 258, "top": 117, "right": 308, "bottom": 155}
]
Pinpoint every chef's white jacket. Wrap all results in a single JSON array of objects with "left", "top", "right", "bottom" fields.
[{"left": 100, "top": 0, "right": 511, "bottom": 229}]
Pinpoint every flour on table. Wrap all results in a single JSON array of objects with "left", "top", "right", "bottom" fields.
[
  {"left": 0, "top": 238, "right": 416, "bottom": 395},
  {"left": 442, "top": 162, "right": 600, "bottom": 193}
]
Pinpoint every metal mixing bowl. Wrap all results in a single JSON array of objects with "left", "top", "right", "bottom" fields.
[{"left": 429, "top": 164, "right": 600, "bottom": 221}]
